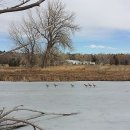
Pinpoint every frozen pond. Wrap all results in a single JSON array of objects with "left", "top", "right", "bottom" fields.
[{"left": 0, "top": 81, "right": 130, "bottom": 130}]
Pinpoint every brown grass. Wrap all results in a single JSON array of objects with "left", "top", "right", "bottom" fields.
[{"left": 0, "top": 65, "right": 130, "bottom": 81}]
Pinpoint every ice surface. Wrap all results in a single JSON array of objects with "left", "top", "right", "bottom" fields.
[{"left": 0, "top": 81, "right": 130, "bottom": 130}]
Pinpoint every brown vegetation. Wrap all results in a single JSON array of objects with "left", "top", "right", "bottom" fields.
[{"left": 0, "top": 65, "right": 130, "bottom": 81}]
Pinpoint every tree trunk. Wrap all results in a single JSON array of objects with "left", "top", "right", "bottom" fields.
[
  {"left": 42, "top": 43, "right": 52, "bottom": 68},
  {"left": 42, "top": 51, "right": 48, "bottom": 68}
]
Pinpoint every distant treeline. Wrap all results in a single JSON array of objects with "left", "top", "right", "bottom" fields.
[
  {"left": 0, "top": 51, "right": 130, "bottom": 67},
  {"left": 67, "top": 53, "right": 130, "bottom": 65}
]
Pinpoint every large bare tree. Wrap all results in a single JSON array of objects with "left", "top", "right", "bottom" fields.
[
  {"left": 8, "top": 0, "right": 79, "bottom": 67},
  {"left": 0, "top": 0, "right": 45, "bottom": 14},
  {"left": 9, "top": 19, "right": 40, "bottom": 67},
  {"left": 29, "top": 0, "right": 79, "bottom": 67}
]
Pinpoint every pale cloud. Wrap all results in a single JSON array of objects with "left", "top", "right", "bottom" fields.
[
  {"left": 64, "top": 0, "right": 130, "bottom": 31},
  {"left": 86, "top": 44, "right": 117, "bottom": 50},
  {"left": 0, "top": 0, "right": 40, "bottom": 33},
  {"left": 1, "top": 0, "right": 130, "bottom": 37},
  {"left": 64, "top": 0, "right": 130, "bottom": 40},
  {"left": 0, "top": 11, "right": 27, "bottom": 33}
]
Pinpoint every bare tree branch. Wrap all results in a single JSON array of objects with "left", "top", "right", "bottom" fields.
[
  {"left": 0, "top": 0, "right": 45, "bottom": 14},
  {"left": 0, "top": 105, "right": 79, "bottom": 130},
  {"left": 1, "top": 117, "right": 44, "bottom": 130}
]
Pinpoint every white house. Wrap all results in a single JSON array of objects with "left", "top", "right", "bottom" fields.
[
  {"left": 65, "top": 60, "right": 82, "bottom": 65},
  {"left": 65, "top": 60, "right": 95, "bottom": 65}
]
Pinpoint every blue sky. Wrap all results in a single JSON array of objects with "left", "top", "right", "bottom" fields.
[
  {"left": 0, "top": 33, "right": 13, "bottom": 51},
  {"left": 71, "top": 29, "right": 130, "bottom": 54},
  {"left": 0, "top": 0, "right": 130, "bottom": 54},
  {"left": 1, "top": 29, "right": 130, "bottom": 54}
]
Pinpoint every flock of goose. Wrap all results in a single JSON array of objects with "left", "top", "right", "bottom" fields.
[{"left": 46, "top": 83, "right": 96, "bottom": 88}]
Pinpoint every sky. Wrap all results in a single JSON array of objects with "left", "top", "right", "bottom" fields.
[{"left": 0, "top": 0, "right": 130, "bottom": 54}]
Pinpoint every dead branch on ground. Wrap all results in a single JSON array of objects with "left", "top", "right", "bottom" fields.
[{"left": 0, "top": 105, "right": 79, "bottom": 130}]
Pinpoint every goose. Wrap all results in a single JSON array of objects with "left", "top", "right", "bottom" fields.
[
  {"left": 46, "top": 84, "right": 49, "bottom": 88},
  {"left": 92, "top": 83, "right": 96, "bottom": 88},
  {"left": 71, "top": 84, "right": 74, "bottom": 88},
  {"left": 88, "top": 83, "right": 92, "bottom": 88},
  {"left": 54, "top": 83, "right": 58, "bottom": 88},
  {"left": 84, "top": 84, "right": 88, "bottom": 88}
]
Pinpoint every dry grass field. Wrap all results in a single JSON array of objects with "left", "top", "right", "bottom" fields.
[{"left": 0, "top": 65, "right": 130, "bottom": 81}]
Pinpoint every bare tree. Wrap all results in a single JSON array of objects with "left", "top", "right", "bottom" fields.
[
  {"left": 0, "top": 0, "right": 45, "bottom": 14},
  {"left": 9, "top": 19, "right": 40, "bottom": 67},
  {"left": 8, "top": 0, "right": 79, "bottom": 67},
  {"left": 29, "top": 0, "right": 79, "bottom": 67}
]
